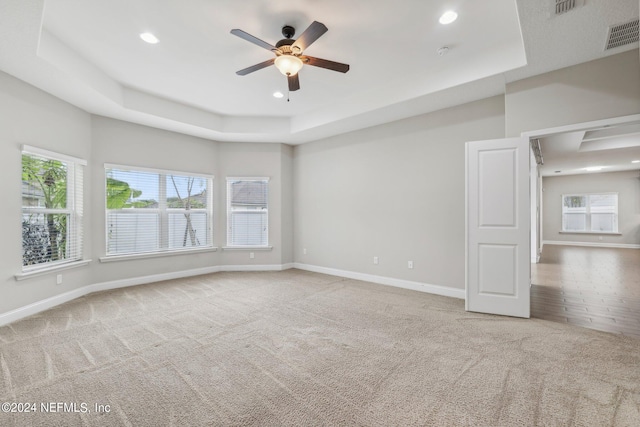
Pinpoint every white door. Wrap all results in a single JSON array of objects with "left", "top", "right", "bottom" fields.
[{"left": 466, "top": 137, "right": 530, "bottom": 318}]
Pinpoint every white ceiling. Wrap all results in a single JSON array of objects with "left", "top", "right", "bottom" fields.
[
  {"left": 0, "top": 0, "right": 638, "bottom": 144},
  {"left": 539, "top": 121, "right": 640, "bottom": 177}
]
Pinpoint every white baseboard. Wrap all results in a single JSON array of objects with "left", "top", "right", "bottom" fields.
[
  {"left": 0, "top": 262, "right": 462, "bottom": 326},
  {"left": 0, "top": 288, "right": 89, "bottom": 328},
  {"left": 543, "top": 241, "right": 640, "bottom": 249},
  {"left": 0, "top": 263, "right": 294, "bottom": 327},
  {"left": 89, "top": 266, "right": 222, "bottom": 294},
  {"left": 293, "top": 263, "right": 465, "bottom": 300},
  {"left": 219, "top": 263, "right": 294, "bottom": 272}
]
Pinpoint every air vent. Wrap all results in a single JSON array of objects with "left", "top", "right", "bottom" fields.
[
  {"left": 605, "top": 19, "right": 640, "bottom": 50},
  {"left": 555, "top": 0, "right": 577, "bottom": 15}
]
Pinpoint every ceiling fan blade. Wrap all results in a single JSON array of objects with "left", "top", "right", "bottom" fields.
[
  {"left": 288, "top": 74, "right": 300, "bottom": 91},
  {"left": 302, "top": 56, "right": 350, "bottom": 73},
  {"left": 230, "top": 29, "right": 276, "bottom": 51},
  {"left": 236, "top": 58, "right": 275, "bottom": 76},
  {"left": 291, "top": 21, "right": 328, "bottom": 52}
]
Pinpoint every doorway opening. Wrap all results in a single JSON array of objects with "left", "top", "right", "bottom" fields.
[{"left": 523, "top": 114, "right": 640, "bottom": 338}]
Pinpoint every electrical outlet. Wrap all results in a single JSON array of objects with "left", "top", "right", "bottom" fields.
[
  {"left": 250, "top": 252, "right": 255, "bottom": 259},
  {"left": 373, "top": 256, "right": 379, "bottom": 265},
  {"left": 56, "top": 274, "right": 63, "bottom": 285},
  {"left": 303, "top": 248, "right": 307, "bottom": 255},
  {"left": 408, "top": 261, "right": 414, "bottom": 269}
]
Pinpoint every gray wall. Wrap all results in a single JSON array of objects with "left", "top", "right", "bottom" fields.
[
  {"left": 291, "top": 51, "right": 640, "bottom": 291},
  {"left": 0, "top": 70, "right": 293, "bottom": 315},
  {"left": 293, "top": 96, "right": 506, "bottom": 289},
  {"left": 505, "top": 50, "right": 640, "bottom": 137},
  {"left": 90, "top": 116, "right": 220, "bottom": 284},
  {"left": 216, "top": 141, "right": 292, "bottom": 266},
  {"left": 0, "top": 71, "right": 93, "bottom": 314},
  {"left": 542, "top": 171, "right": 640, "bottom": 246},
  {"left": 3, "top": 48, "right": 640, "bottom": 316},
  {"left": 280, "top": 144, "right": 294, "bottom": 264}
]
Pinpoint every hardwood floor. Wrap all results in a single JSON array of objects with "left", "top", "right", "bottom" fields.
[{"left": 531, "top": 245, "right": 640, "bottom": 339}]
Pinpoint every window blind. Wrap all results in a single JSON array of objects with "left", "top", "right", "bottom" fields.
[
  {"left": 21, "top": 146, "right": 85, "bottom": 271},
  {"left": 226, "top": 178, "right": 269, "bottom": 247},
  {"left": 562, "top": 193, "right": 618, "bottom": 233},
  {"left": 105, "top": 165, "right": 213, "bottom": 256}
]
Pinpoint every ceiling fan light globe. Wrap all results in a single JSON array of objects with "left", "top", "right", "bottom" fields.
[
  {"left": 275, "top": 55, "right": 303, "bottom": 76},
  {"left": 439, "top": 10, "right": 458, "bottom": 25}
]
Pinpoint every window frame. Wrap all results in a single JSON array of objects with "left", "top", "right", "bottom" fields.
[
  {"left": 225, "top": 177, "right": 270, "bottom": 249},
  {"left": 561, "top": 192, "right": 619, "bottom": 233},
  {"left": 103, "top": 163, "right": 215, "bottom": 260},
  {"left": 20, "top": 145, "right": 87, "bottom": 274}
]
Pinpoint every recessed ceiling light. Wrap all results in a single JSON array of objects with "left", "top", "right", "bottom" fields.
[
  {"left": 273, "top": 91, "right": 284, "bottom": 99},
  {"left": 140, "top": 32, "right": 159, "bottom": 44},
  {"left": 584, "top": 166, "right": 605, "bottom": 172},
  {"left": 632, "top": 160, "right": 640, "bottom": 164},
  {"left": 439, "top": 11, "right": 458, "bottom": 25}
]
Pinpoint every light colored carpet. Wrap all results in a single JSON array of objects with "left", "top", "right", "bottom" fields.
[{"left": 0, "top": 269, "right": 639, "bottom": 426}]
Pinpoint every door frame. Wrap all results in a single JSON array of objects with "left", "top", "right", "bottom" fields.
[
  {"left": 464, "top": 113, "right": 640, "bottom": 317},
  {"left": 520, "top": 114, "right": 640, "bottom": 141},
  {"left": 521, "top": 113, "right": 640, "bottom": 264}
]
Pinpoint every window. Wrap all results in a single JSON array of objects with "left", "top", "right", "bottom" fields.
[
  {"left": 562, "top": 193, "right": 618, "bottom": 233},
  {"left": 21, "top": 145, "right": 85, "bottom": 271},
  {"left": 226, "top": 178, "right": 269, "bottom": 247},
  {"left": 105, "top": 165, "right": 213, "bottom": 256}
]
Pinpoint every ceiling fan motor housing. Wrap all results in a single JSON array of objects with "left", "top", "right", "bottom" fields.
[
  {"left": 281, "top": 25, "right": 295, "bottom": 38},
  {"left": 276, "top": 38, "right": 295, "bottom": 49},
  {"left": 276, "top": 25, "right": 296, "bottom": 49}
]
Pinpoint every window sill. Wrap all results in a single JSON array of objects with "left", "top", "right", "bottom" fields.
[
  {"left": 15, "top": 259, "right": 92, "bottom": 281},
  {"left": 222, "top": 246, "right": 273, "bottom": 251},
  {"left": 99, "top": 246, "right": 218, "bottom": 263},
  {"left": 559, "top": 231, "right": 622, "bottom": 236}
]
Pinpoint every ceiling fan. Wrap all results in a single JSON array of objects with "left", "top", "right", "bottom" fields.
[{"left": 230, "top": 21, "right": 349, "bottom": 93}]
